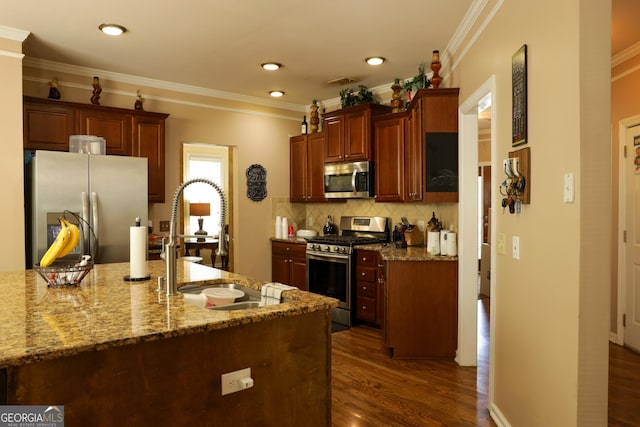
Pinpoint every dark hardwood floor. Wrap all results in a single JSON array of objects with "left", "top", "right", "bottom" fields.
[{"left": 332, "top": 298, "right": 640, "bottom": 426}]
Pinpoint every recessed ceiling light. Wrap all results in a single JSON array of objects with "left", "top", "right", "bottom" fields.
[
  {"left": 365, "top": 57, "right": 385, "bottom": 66},
  {"left": 99, "top": 24, "right": 127, "bottom": 36},
  {"left": 269, "top": 90, "right": 285, "bottom": 97},
  {"left": 262, "top": 63, "right": 282, "bottom": 71}
]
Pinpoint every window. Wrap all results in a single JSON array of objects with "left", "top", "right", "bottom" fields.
[{"left": 182, "top": 144, "right": 229, "bottom": 237}]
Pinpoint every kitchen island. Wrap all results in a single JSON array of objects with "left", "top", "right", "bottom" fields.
[{"left": 0, "top": 260, "right": 337, "bottom": 426}]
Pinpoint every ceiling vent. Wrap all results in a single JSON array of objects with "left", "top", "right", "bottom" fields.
[{"left": 327, "top": 76, "right": 357, "bottom": 86}]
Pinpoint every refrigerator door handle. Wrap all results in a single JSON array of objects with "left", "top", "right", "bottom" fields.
[
  {"left": 92, "top": 192, "right": 99, "bottom": 259},
  {"left": 82, "top": 192, "right": 90, "bottom": 255}
]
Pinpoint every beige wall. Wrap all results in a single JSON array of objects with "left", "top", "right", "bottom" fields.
[
  {"left": 22, "top": 66, "right": 300, "bottom": 281},
  {"left": 0, "top": 35, "right": 26, "bottom": 271},
  {"left": 447, "top": 0, "right": 610, "bottom": 425}
]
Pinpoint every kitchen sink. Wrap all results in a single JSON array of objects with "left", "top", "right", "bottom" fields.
[
  {"left": 208, "top": 301, "right": 261, "bottom": 311},
  {"left": 178, "top": 282, "right": 259, "bottom": 303},
  {"left": 178, "top": 282, "right": 285, "bottom": 310}
]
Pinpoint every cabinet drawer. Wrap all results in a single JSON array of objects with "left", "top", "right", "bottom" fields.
[
  {"left": 356, "top": 266, "right": 375, "bottom": 283},
  {"left": 356, "top": 250, "right": 376, "bottom": 267},
  {"left": 357, "top": 296, "right": 377, "bottom": 323},
  {"left": 357, "top": 281, "right": 376, "bottom": 298},
  {"left": 271, "top": 241, "right": 306, "bottom": 258}
]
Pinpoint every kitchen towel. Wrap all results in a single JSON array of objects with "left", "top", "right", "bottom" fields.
[
  {"left": 129, "top": 225, "right": 147, "bottom": 279},
  {"left": 260, "top": 282, "right": 297, "bottom": 306}
]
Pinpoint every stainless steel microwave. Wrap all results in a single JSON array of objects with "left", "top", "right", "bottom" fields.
[{"left": 324, "top": 161, "right": 374, "bottom": 199}]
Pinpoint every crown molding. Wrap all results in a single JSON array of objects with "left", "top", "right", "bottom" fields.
[
  {"left": 612, "top": 40, "right": 640, "bottom": 68},
  {"left": 0, "top": 25, "right": 30, "bottom": 42},
  {"left": 23, "top": 57, "right": 307, "bottom": 113}
]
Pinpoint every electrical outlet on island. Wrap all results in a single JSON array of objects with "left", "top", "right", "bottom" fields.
[{"left": 159, "top": 220, "right": 170, "bottom": 232}]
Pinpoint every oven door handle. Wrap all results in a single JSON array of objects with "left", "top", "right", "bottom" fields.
[{"left": 306, "top": 252, "right": 350, "bottom": 262}]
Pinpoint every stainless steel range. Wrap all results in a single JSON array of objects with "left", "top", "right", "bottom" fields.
[{"left": 306, "top": 216, "right": 389, "bottom": 327}]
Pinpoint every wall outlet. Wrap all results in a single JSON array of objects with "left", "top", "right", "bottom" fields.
[
  {"left": 221, "top": 368, "right": 253, "bottom": 396},
  {"left": 159, "top": 220, "right": 170, "bottom": 232}
]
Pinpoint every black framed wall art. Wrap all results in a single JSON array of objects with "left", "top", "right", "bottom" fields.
[{"left": 512, "top": 44, "right": 527, "bottom": 146}]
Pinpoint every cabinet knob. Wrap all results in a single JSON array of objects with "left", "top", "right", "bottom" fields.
[
  {"left": 378, "top": 278, "right": 384, "bottom": 284},
  {"left": 362, "top": 286, "right": 367, "bottom": 290},
  {"left": 362, "top": 257, "right": 367, "bottom": 261},
  {"left": 361, "top": 305, "right": 368, "bottom": 310},
  {"left": 361, "top": 272, "right": 366, "bottom": 276},
  {"left": 286, "top": 247, "right": 290, "bottom": 251}
]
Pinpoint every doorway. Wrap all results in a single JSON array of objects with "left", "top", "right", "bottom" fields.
[
  {"left": 458, "top": 76, "right": 497, "bottom": 407},
  {"left": 618, "top": 116, "right": 640, "bottom": 352}
]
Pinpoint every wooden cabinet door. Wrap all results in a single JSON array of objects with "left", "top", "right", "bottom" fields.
[
  {"left": 290, "top": 258, "right": 308, "bottom": 291},
  {"left": 344, "top": 109, "right": 370, "bottom": 161},
  {"left": 132, "top": 115, "right": 166, "bottom": 203},
  {"left": 375, "top": 252, "right": 385, "bottom": 329},
  {"left": 324, "top": 115, "right": 344, "bottom": 162},
  {"left": 23, "top": 101, "right": 75, "bottom": 151},
  {"left": 422, "top": 88, "right": 459, "bottom": 203},
  {"left": 406, "top": 98, "right": 424, "bottom": 201},
  {"left": 306, "top": 132, "right": 327, "bottom": 202},
  {"left": 374, "top": 114, "right": 406, "bottom": 202},
  {"left": 271, "top": 253, "right": 291, "bottom": 284},
  {"left": 289, "top": 135, "right": 307, "bottom": 202},
  {"left": 78, "top": 109, "right": 132, "bottom": 156}
]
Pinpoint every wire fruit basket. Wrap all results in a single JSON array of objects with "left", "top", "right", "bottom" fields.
[
  {"left": 35, "top": 260, "right": 94, "bottom": 288},
  {"left": 34, "top": 211, "right": 96, "bottom": 288}
]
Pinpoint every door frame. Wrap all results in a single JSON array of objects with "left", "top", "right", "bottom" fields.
[
  {"left": 457, "top": 75, "right": 497, "bottom": 375},
  {"left": 616, "top": 115, "right": 640, "bottom": 345}
]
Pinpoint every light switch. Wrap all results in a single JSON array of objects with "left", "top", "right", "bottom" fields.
[
  {"left": 512, "top": 236, "right": 520, "bottom": 260},
  {"left": 564, "top": 173, "right": 574, "bottom": 203}
]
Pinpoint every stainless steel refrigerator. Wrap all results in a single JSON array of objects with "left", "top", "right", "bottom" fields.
[{"left": 26, "top": 150, "right": 148, "bottom": 267}]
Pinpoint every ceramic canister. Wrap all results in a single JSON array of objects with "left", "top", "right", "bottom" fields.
[{"left": 427, "top": 231, "right": 441, "bottom": 256}]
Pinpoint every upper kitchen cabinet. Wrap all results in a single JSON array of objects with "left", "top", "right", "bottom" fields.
[
  {"left": 132, "top": 115, "right": 167, "bottom": 203},
  {"left": 323, "top": 103, "right": 392, "bottom": 163},
  {"left": 23, "top": 96, "right": 169, "bottom": 203},
  {"left": 23, "top": 98, "right": 75, "bottom": 152},
  {"left": 417, "top": 88, "right": 459, "bottom": 203},
  {"left": 77, "top": 108, "right": 132, "bottom": 156},
  {"left": 290, "top": 132, "right": 327, "bottom": 203},
  {"left": 373, "top": 112, "right": 407, "bottom": 202}
]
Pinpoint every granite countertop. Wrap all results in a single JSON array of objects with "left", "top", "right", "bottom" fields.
[
  {"left": 0, "top": 260, "right": 337, "bottom": 369},
  {"left": 270, "top": 237, "right": 308, "bottom": 244},
  {"left": 355, "top": 243, "right": 458, "bottom": 262}
]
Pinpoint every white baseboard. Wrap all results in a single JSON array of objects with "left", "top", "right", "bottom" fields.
[{"left": 490, "top": 403, "right": 511, "bottom": 427}]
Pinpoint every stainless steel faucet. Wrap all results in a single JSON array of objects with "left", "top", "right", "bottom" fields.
[{"left": 164, "top": 178, "right": 227, "bottom": 296}]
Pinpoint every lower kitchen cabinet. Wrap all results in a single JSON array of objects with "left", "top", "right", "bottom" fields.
[
  {"left": 271, "top": 240, "right": 307, "bottom": 290},
  {"left": 355, "top": 249, "right": 384, "bottom": 327},
  {"left": 384, "top": 260, "right": 458, "bottom": 358}
]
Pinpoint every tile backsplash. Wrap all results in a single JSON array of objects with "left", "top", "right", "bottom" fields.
[{"left": 271, "top": 198, "right": 458, "bottom": 237}]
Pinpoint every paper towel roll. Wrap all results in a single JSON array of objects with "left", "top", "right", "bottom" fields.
[
  {"left": 129, "top": 226, "right": 147, "bottom": 279},
  {"left": 444, "top": 231, "right": 457, "bottom": 256}
]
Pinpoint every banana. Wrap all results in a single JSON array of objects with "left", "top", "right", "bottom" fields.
[
  {"left": 57, "top": 219, "right": 80, "bottom": 258},
  {"left": 39, "top": 218, "right": 70, "bottom": 267}
]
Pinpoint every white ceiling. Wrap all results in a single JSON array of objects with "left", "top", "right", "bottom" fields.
[{"left": 1, "top": 1, "right": 636, "bottom": 109}]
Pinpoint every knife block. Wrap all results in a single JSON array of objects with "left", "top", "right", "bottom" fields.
[{"left": 404, "top": 227, "right": 424, "bottom": 246}]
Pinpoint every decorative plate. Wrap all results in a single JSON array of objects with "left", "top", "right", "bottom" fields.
[{"left": 246, "top": 164, "right": 267, "bottom": 202}]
